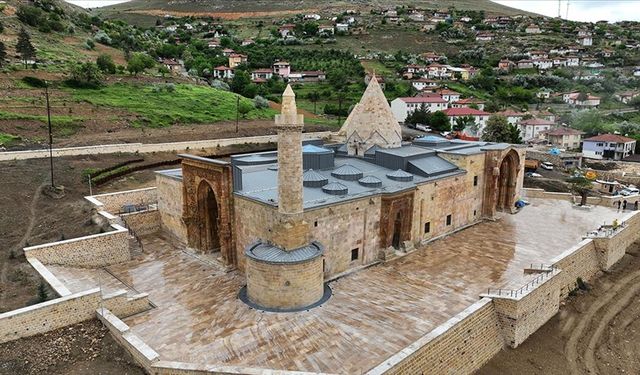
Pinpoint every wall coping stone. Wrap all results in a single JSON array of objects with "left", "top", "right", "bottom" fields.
[
  {"left": 152, "top": 361, "right": 335, "bottom": 375},
  {"left": 26, "top": 257, "right": 72, "bottom": 297},
  {"left": 23, "top": 224, "right": 127, "bottom": 253}
]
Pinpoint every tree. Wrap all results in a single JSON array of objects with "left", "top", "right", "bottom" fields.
[
  {"left": 68, "top": 62, "right": 104, "bottom": 87},
  {"left": 16, "top": 28, "right": 36, "bottom": 68},
  {"left": 308, "top": 91, "right": 320, "bottom": 114},
  {"left": 96, "top": 54, "right": 116, "bottom": 74},
  {"left": 405, "top": 104, "right": 431, "bottom": 126},
  {"left": 237, "top": 101, "right": 253, "bottom": 119},
  {"left": 453, "top": 115, "right": 476, "bottom": 132},
  {"left": 482, "top": 115, "right": 522, "bottom": 143},
  {"left": 0, "top": 42, "right": 6, "bottom": 68},
  {"left": 429, "top": 111, "right": 450, "bottom": 132},
  {"left": 568, "top": 175, "right": 593, "bottom": 206},
  {"left": 629, "top": 95, "right": 640, "bottom": 110},
  {"left": 127, "top": 53, "right": 155, "bottom": 76},
  {"left": 230, "top": 70, "right": 251, "bottom": 95}
]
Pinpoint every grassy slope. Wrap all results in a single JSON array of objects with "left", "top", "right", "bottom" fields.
[{"left": 68, "top": 83, "right": 277, "bottom": 127}]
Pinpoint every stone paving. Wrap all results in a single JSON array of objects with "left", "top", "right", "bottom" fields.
[{"left": 46, "top": 199, "right": 625, "bottom": 373}]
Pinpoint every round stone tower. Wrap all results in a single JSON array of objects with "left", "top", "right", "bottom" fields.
[{"left": 241, "top": 85, "right": 329, "bottom": 312}]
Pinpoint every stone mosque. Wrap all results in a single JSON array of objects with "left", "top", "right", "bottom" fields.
[{"left": 154, "top": 76, "right": 525, "bottom": 311}]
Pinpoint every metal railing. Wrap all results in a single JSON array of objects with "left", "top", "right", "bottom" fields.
[
  {"left": 122, "top": 221, "right": 144, "bottom": 253},
  {"left": 117, "top": 203, "right": 158, "bottom": 215},
  {"left": 527, "top": 263, "right": 558, "bottom": 271},
  {"left": 585, "top": 221, "right": 627, "bottom": 238},
  {"left": 486, "top": 271, "right": 555, "bottom": 299}
]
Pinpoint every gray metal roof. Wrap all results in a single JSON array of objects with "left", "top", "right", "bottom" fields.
[
  {"left": 359, "top": 175, "right": 382, "bottom": 188},
  {"left": 387, "top": 169, "right": 414, "bottom": 181},
  {"left": 303, "top": 169, "right": 329, "bottom": 187},
  {"left": 331, "top": 164, "right": 363, "bottom": 181},
  {"left": 408, "top": 156, "right": 459, "bottom": 177},
  {"left": 245, "top": 240, "right": 324, "bottom": 264},
  {"left": 322, "top": 181, "right": 349, "bottom": 195},
  {"left": 155, "top": 168, "right": 183, "bottom": 181}
]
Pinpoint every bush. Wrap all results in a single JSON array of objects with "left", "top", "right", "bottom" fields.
[
  {"left": 94, "top": 30, "right": 112, "bottom": 45},
  {"left": 211, "top": 79, "right": 230, "bottom": 91},
  {"left": 96, "top": 54, "right": 116, "bottom": 74},
  {"left": 21, "top": 76, "right": 47, "bottom": 88},
  {"left": 253, "top": 95, "right": 269, "bottom": 109},
  {"left": 84, "top": 38, "right": 95, "bottom": 50}
]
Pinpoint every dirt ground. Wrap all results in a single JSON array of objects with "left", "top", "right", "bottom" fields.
[
  {"left": 0, "top": 320, "right": 144, "bottom": 375},
  {"left": 478, "top": 239, "right": 640, "bottom": 375}
]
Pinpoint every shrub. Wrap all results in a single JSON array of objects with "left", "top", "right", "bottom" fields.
[
  {"left": 253, "top": 95, "right": 269, "bottom": 109},
  {"left": 96, "top": 54, "right": 116, "bottom": 74},
  {"left": 94, "top": 30, "right": 112, "bottom": 45},
  {"left": 211, "top": 79, "right": 230, "bottom": 91}
]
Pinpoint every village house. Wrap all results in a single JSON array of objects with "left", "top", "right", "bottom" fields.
[
  {"left": 161, "top": 58, "right": 183, "bottom": 72},
  {"left": 498, "top": 59, "right": 515, "bottom": 71},
  {"left": 578, "top": 33, "right": 593, "bottom": 46},
  {"left": 447, "top": 67, "right": 471, "bottom": 81},
  {"left": 272, "top": 61, "right": 291, "bottom": 78},
  {"left": 552, "top": 57, "right": 567, "bottom": 67},
  {"left": 411, "top": 78, "right": 439, "bottom": 91},
  {"left": 452, "top": 98, "right": 486, "bottom": 111},
  {"left": 251, "top": 69, "right": 273, "bottom": 81},
  {"left": 213, "top": 66, "right": 234, "bottom": 80},
  {"left": 564, "top": 92, "right": 601, "bottom": 108},
  {"left": 442, "top": 107, "right": 490, "bottom": 132},
  {"left": 495, "top": 110, "right": 526, "bottom": 125},
  {"left": 208, "top": 39, "right": 221, "bottom": 48},
  {"left": 242, "top": 39, "right": 255, "bottom": 46},
  {"left": 634, "top": 67, "right": 640, "bottom": 77},
  {"left": 421, "top": 52, "right": 444, "bottom": 62},
  {"left": 391, "top": 95, "right": 448, "bottom": 123},
  {"left": 434, "top": 88, "right": 461, "bottom": 103},
  {"left": 476, "top": 32, "right": 494, "bottom": 41},
  {"left": 582, "top": 134, "right": 637, "bottom": 160},
  {"left": 525, "top": 24, "right": 542, "bottom": 34},
  {"left": 536, "top": 89, "right": 552, "bottom": 99},
  {"left": 318, "top": 25, "right": 334, "bottom": 35},
  {"left": 533, "top": 58, "right": 553, "bottom": 70},
  {"left": 222, "top": 48, "right": 235, "bottom": 57},
  {"left": 304, "top": 13, "right": 321, "bottom": 20},
  {"left": 421, "top": 22, "right": 437, "bottom": 32},
  {"left": 615, "top": 91, "right": 640, "bottom": 104},
  {"left": 288, "top": 71, "right": 326, "bottom": 83},
  {"left": 517, "top": 59, "right": 534, "bottom": 69},
  {"left": 427, "top": 64, "right": 450, "bottom": 79},
  {"left": 408, "top": 12, "right": 425, "bottom": 22},
  {"left": 229, "top": 53, "right": 248, "bottom": 68},
  {"left": 336, "top": 23, "right": 349, "bottom": 32},
  {"left": 528, "top": 50, "right": 548, "bottom": 59},
  {"left": 540, "top": 127, "right": 584, "bottom": 149},
  {"left": 278, "top": 24, "right": 296, "bottom": 38},
  {"left": 531, "top": 110, "right": 556, "bottom": 123},
  {"left": 566, "top": 56, "right": 580, "bottom": 67},
  {"left": 517, "top": 118, "right": 555, "bottom": 142}
]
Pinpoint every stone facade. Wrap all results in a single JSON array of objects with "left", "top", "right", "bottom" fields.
[
  {"left": 23, "top": 224, "right": 130, "bottom": 268},
  {"left": 122, "top": 210, "right": 160, "bottom": 236},
  {"left": 156, "top": 173, "right": 187, "bottom": 243},
  {"left": 245, "top": 256, "right": 324, "bottom": 310},
  {"left": 87, "top": 187, "right": 157, "bottom": 214}
]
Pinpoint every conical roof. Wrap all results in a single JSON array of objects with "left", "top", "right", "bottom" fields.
[
  {"left": 358, "top": 175, "right": 382, "bottom": 188},
  {"left": 387, "top": 169, "right": 414, "bottom": 182},
  {"left": 303, "top": 169, "right": 328, "bottom": 187},
  {"left": 339, "top": 76, "right": 402, "bottom": 153},
  {"left": 331, "top": 164, "right": 363, "bottom": 181},
  {"left": 322, "top": 181, "right": 348, "bottom": 195}
]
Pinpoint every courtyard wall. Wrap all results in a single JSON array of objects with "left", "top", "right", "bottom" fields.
[
  {"left": 23, "top": 224, "right": 130, "bottom": 268},
  {"left": 122, "top": 209, "right": 161, "bottom": 236},
  {"left": 86, "top": 187, "right": 158, "bottom": 214},
  {"left": 156, "top": 172, "right": 187, "bottom": 242}
]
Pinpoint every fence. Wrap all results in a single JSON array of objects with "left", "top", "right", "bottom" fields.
[{"left": 486, "top": 271, "right": 555, "bottom": 299}]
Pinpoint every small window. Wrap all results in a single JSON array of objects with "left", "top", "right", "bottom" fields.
[
  {"left": 446, "top": 214, "right": 452, "bottom": 226},
  {"left": 351, "top": 248, "right": 359, "bottom": 261},
  {"left": 473, "top": 175, "right": 478, "bottom": 186},
  {"left": 424, "top": 222, "right": 431, "bottom": 234},
  {"left": 314, "top": 220, "right": 318, "bottom": 227},
  {"left": 474, "top": 210, "right": 477, "bottom": 216}
]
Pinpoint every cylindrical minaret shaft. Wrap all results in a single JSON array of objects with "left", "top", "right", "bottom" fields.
[{"left": 275, "top": 85, "right": 304, "bottom": 215}]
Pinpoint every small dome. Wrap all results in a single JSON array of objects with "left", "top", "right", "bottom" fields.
[
  {"left": 387, "top": 169, "right": 414, "bottom": 182},
  {"left": 358, "top": 176, "right": 382, "bottom": 188},
  {"left": 331, "top": 164, "right": 363, "bottom": 181},
  {"left": 303, "top": 169, "right": 328, "bottom": 187},
  {"left": 322, "top": 182, "right": 348, "bottom": 195},
  {"left": 302, "top": 144, "right": 333, "bottom": 154}
]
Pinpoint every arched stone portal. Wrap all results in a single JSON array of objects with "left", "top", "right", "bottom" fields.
[
  {"left": 496, "top": 150, "right": 520, "bottom": 211},
  {"left": 197, "top": 181, "right": 221, "bottom": 253},
  {"left": 181, "top": 155, "right": 236, "bottom": 268},
  {"left": 380, "top": 191, "right": 414, "bottom": 250}
]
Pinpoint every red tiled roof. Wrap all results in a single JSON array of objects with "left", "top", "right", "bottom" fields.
[
  {"left": 214, "top": 66, "right": 233, "bottom": 71},
  {"left": 454, "top": 98, "right": 485, "bottom": 104},
  {"left": 252, "top": 68, "right": 272, "bottom": 73},
  {"left": 443, "top": 108, "right": 490, "bottom": 116},
  {"left": 400, "top": 96, "right": 447, "bottom": 104},
  {"left": 436, "top": 89, "right": 460, "bottom": 95},
  {"left": 583, "top": 134, "right": 636, "bottom": 143},
  {"left": 519, "top": 118, "right": 555, "bottom": 126},
  {"left": 495, "top": 110, "right": 525, "bottom": 117}
]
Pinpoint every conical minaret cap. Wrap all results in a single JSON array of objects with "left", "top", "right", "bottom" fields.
[{"left": 277, "top": 84, "right": 303, "bottom": 126}]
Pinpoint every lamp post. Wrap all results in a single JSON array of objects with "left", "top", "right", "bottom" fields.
[
  {"left": 45, "top": 82, "right": 54, "bottom": 188},
  {"left": 235, "top": 95, "right": 240, "bottom": 133}
]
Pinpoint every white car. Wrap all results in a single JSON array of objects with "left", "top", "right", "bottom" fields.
[
  {"left": 540, "top": 162, "right": 554, "bottom": 170},
  {"left": 620, "top": 187, "right": 640, "bottom": 196},
  {"left": 416, "top": 124, "right": 432, "bottom": 132}
]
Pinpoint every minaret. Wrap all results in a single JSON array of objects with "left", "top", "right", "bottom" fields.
[{"left": 275, "top": 85, "right": 304, "bottom": 215}]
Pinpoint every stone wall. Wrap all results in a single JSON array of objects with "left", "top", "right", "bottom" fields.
[
  {"left": 366, "top": 298, "right": 504, "bottom": 375},
  {"left": 522, "top": 188, "right": 638, "bottom": 209},
  {"left": 156, "top": 173, "right": 187, "bottom": 243},
  {"left": 122, "top": 209, "right": 160, "bottom": 236},
  {"left": 234, "top": 195, "right": 381, "bottom": 278},
  {"left": 87, "top": 187, "right": 157, "bottom": 214},
  {"left": 0, "top": 288, "right": 149, "bottom": 344},
  {"left": 594, "top": 211, "right": 640, "bottom": 270},
  {"left": 491, "top": 271, "right": 561, "bottom": 348},
  {"left": 23, "top": 224, "right": 130, "bottom": 268},
  {"left": 245, "top": 256, "right": 324, "bottom": 310},
  {"left": 549, "top": 239, "right": 600, "bottom": 298}
]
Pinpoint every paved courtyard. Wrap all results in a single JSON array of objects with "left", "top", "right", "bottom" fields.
[{"left": 48, "top": 199, "right": 624, "bottom": 373}]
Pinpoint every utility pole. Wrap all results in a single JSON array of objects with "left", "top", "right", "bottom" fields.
[
  {"left": 45, "top": 83, "right": 54, "bottom": 188},
  {"left": 235, "top": 95, "right": 240, "bottom": 133}
]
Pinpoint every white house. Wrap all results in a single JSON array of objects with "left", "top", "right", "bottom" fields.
[
  {"left": 336, "top": 23, "right": 349, "bottom": 32},
  {"left": 213, "top": 66, "right": 234, "bottom": 80},
  {"left": 615, "top": 91, "right": 640, "bottom": 104},
  {"left": 533, "top": 58, "right": 553, "bottom": 70},
  {"left": 495, "top": 110, "right": 526, "bottom": 125},
  {"left": 251, "top": 69, "right": 273, "bottom": 81},
  {"left": 517, "top": 118, "right": 555, "bottom": 142},
  {"left": 476, "top": 32, "right": 493, "bottom": 41},
  {"left": 634, "top": 67, "right": 640, "bottom": 77},
  {"left": 564, "top": 92, "right": 601, "bottom": 108},
  {"left": 583, "top": 134, "right": 636, "bottom": 160},
  {"left": 442, "top": 107, "right": 490, "bottom": 132},
  {"left": 390, "top": 96, "right": 448, "bottom": 123},
  {"left": 525, "top": 24, "right": 542, "bottom": 34},
  {"left": 566, "top": 56, "right": 580, "bottom": 66},
  {"left": 578, "top": 34, "right": 593, "bottom": 46},
  {"left": 272, "top": 61, "right": 291, "bottom": 78},
  {"left": 318, "top": 25, "right": 334, "bottom": 35},
  {"left": 411, "top": 78, "right": 439, "bottom": 91},
  {"left": 451, "top": 98, "right": 485, "bottom": 111}
]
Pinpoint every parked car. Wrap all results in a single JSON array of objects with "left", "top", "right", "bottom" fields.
[
  {"left": 620, "top": 187, "right": 640, "bottom": 196},
  {"left": 416, "top": 124, "right": 432, "bottom": 132},
  {"left": 540, "top": 162, "right": 554, "bottom": 170},
  {"left": 525, "top": 172, "right": 542, "bottom": 178}
]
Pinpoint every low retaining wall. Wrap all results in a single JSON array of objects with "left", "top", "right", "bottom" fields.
[
  {"left": 23, "top": 224, "right": 130, "bottom": 268},
  {"left": 0, "top": 132, "right": 333, "bottom": 161},
  {"left": 523, "top": 188, "right": 640, "bottom": 209},
  {"left": 550, "top": 239, "right": 600, "bottom": 298},
  {"left": 0, "top": 288, "right": 149, "bottom": 344},
  {"left": 366, "top": 298, "right": 504, "bottom": 375},
  {"left": 87, "top": 187, "right": 158, "bottom": 214},
  {"left": 26, "top": 257, "right": 71, "bottom": 297},
  {"left": 122, "top": 209, "right": 161, "bottom": 236}
]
